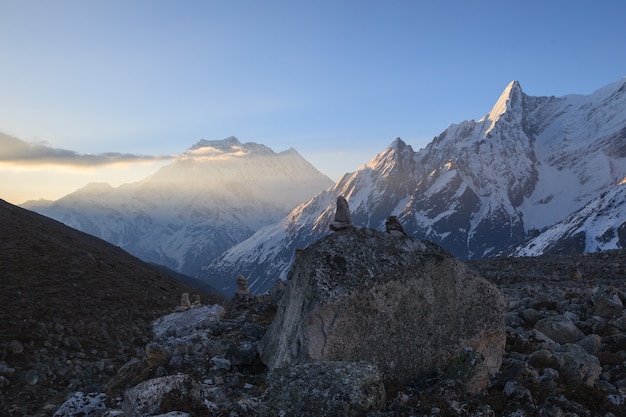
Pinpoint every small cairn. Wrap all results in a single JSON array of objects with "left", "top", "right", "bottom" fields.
[
  {"left": 191, "top": 294, "right": 201, "bottom": 308},
  {"left": 385, "top": 215, "right": 407, "bottom": 237},
  {"left": 235, "top": 274, "right": 251, "bottom": 300},
  {"left": 329, "top": 196, "right": 353, "bottom": 231},
  {"left": 175, "top": 293, "right": 191, "bottom": 312}
]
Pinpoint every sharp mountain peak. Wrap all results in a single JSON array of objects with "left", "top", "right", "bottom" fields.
[{"left": 481, "top": 80, "right": 524, "bottom": 134}]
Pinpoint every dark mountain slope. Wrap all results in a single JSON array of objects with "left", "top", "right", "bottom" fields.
[{"left": 0, "top": 199, "right": 223, "bottom": 416}]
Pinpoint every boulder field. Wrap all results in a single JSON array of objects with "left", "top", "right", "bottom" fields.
[{"left": 28, "top": 232, "right": 626, "bottom": 416}]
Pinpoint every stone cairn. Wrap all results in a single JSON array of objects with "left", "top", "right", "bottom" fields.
[
  {"left": 174, "top": 293, "right": 201, "bottom": 312},
  {"left": 385, "top": 215, "right": 407, "bottom": 237},
  {"left": 235, "top": 274, "right": 250, "bottom": 300},
  {"left": 329, "top": 196, "right": 353, "bottom": 231},
  {"left": 191, "top": 294, "right": 201, "bottom": 307},
  {"left": 175, "top": 293, "right": 191, "bottom": 312}
]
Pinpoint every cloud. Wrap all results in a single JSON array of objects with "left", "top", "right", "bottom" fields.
[
  {"left": 183, "top": 144, "right": 249, "bottom": 160},
  {"left": 0, "top": 132, "right": 174, "bottom": 167}
]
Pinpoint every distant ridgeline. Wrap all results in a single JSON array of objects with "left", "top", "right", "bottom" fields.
[{"left": 202, "top": 78, "right": 626, "bottom": 295}]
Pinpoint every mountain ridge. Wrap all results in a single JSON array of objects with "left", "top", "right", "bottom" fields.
[
  {"left": 25, "top": 137, "right": 333, "bottom": 277},
  {"left": 18, "top": 78, "right": 626, "bottom": 295},
  {"left": 200, "top": 77, "right": 626, "bottom": 294}
]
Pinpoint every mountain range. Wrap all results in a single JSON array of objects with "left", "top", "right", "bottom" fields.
[
  {"left": 20, "top": 78, "right": 626, "bottom": 295},
  {"left": 24, "top": 137, "right": 333, "bottom": 280},
  {"left": 200, "top": 78, "right": 626, "bottom": 294}
]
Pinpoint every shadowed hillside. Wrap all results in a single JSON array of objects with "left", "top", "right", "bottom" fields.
[{"left": 0, "top": 199, "right": 224, "bottom": 416}]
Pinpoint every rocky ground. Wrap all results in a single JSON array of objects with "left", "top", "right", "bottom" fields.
[
  {"left": 0, "top": 200, "right": 224, "bottom": 417},
  {"left": 46, "top": 249, "right": 626, "bottom": 417},
  {"left": 2, "top": 196, "right": 625, "bottom": 416}
]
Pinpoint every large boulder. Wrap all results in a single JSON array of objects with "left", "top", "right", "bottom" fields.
[{"left": 258, "top": 228, "right": 506, "bottom": 386}]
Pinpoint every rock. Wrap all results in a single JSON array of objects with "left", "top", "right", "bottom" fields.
[
  {"left": 103, "top": 357, "right": 144, "bottom": 397},
  {"left": 503, "top": 380, "right": 532, "bottom": 401},
  {"left": 122, "top": 374, "right": 207, "bottom": 417},
  {"left": 209, "top": 356, "right": 231, "bottom": 371},
  {"left": 258, "top": 228, "right": 506, "bottom": 386},
  {"left": 534, "top": 315, "right": 585, "bottom": 344},
  {"left": 0, "top": 362, "right": 15, "bottom": 377},
  {"left": 174, "top": 293, "right": 191, "bottom": 312},
  {"left": 385, "top": 215, "right": 407, "bottom": 237},
  {"left": 152, "top": 304, "right": 225, "bottom": 340},
  {"left": 537, "top": 368, "right": 559, "bottom": 396},
  {"left": 226, "top": 341, "right": 258, "bottom": 366},
  {"left": 527, "top": 329, "right": 560, "bottom": 350},
  {"left": 554, "top": 343, "right": 602, "bottom": 387},
  {"left": 239, "top": 322, "right": 266, "bottom": 340},
  {"left": 519, "top": 307, "right": 540, "bottom": 324},
  {"left": 528, "top": 349, "right": 558, "bottom": 369},
  {"left": 260, "top": 361, "right": 385, "bottom": 417},
  {"left": 145, "top": 341, "right": 169, "bottom": 367},
  {"left": 268, "top": 278, "right": 287, "bottom": 301},
  {"left": 53, "top": 392, "right": 107, "bottom": 417},
  {"left": 576, "top": 333, "right": 602, "bottom": 355},
  {"left": 593, "top": 291, "right": 624, "bottom": 318},
  {"left": 7, "top": 339, "right": 24, "bottom": 355},
  {"left": 470, "top": 405, "right": 496, "bottom": 416},
  {"left": 329, "top": 196, "right": 353, "bottom": 231},
  {"left": 62, "top": 336, "right": 82, "bottom": 350},
  {"left": 444, "top": 347, "right": 490, "bottom": 394},
  {"left": 612, "top": 312, "right": 626, "bottom": 331},
  {"left": 23, "top": 369, "right": 39, "bottom": 385}
]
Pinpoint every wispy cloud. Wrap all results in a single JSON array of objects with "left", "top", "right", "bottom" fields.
[
  {"left": 183, "top": 144, "right": 249, "bottom": 160},
  {"left": 0, "top": 133, "right": 174, "bottom": 167}
]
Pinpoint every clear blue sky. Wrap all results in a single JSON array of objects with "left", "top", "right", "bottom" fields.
[{"left": 1, "top": 0, "right": 625, "bottom": 203}]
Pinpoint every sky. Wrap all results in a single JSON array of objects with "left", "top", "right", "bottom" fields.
[{"left": 1, "top": 0, "right": 625, "bottom": 204}]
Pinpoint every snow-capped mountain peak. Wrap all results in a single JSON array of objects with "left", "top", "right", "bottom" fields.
[
  {"left": 364, "top": 137, "right": 415, "bottom": 176},
  {"left": 184, "top": 136, "right": 273, "bottom": 158},
  {"left": 200, "top": 78, "right": 626, "bottom": 295},
  {"left": 26, "top": 137, "right": 333, "bottom": 278},
  {"left": 481, "top": 80, "right": 523, "bottom": 135}
]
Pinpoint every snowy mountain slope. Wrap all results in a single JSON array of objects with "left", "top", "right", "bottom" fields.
[
  {"left": 25, "top": 137, "right": 333, "bottom": 277},
  {"left": 202, "top": 139, "right": 419, "bottom": 294},
  {"left": 513, "top": 181, "right": 626, "bottom": 256},
  {"left": 201, "top": 78, "right": 626, "bottom": 295}
]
